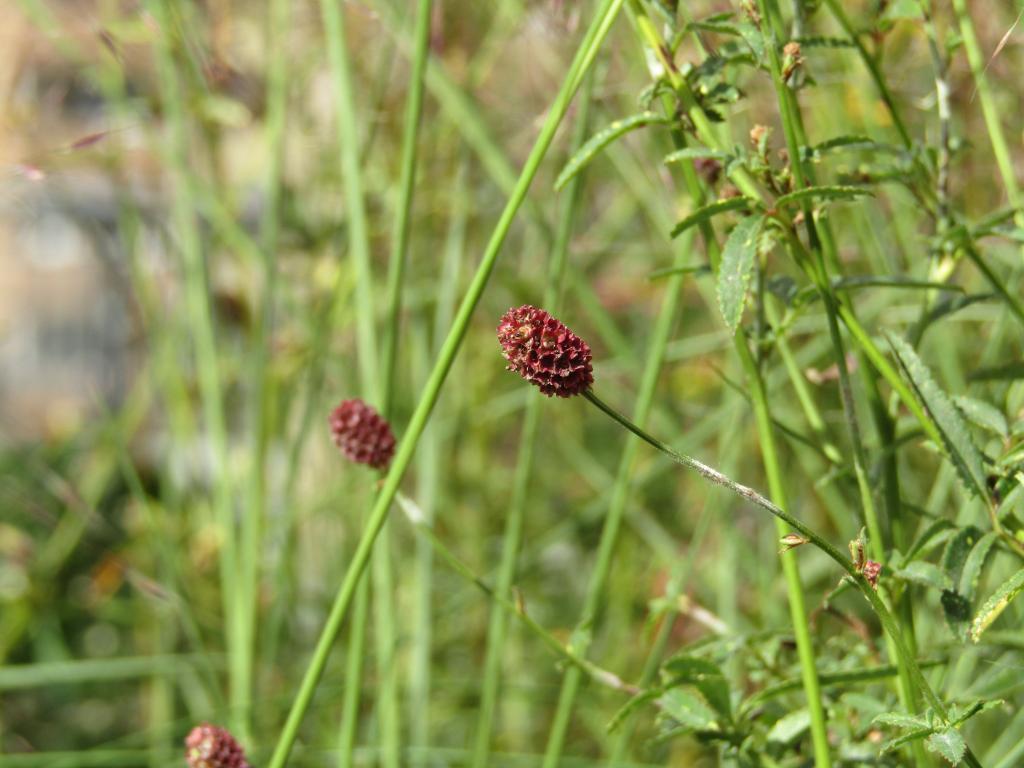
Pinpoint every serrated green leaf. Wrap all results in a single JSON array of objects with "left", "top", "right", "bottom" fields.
[
  {"left": 959, "top": 531, "right": 999, "bottom": 600},
  {"left": 661, "top": 656, "right": 731, "bottom": 720},
  {"left": 656, "top": 687, "right": 720, "bottom": 731},
  {"left": 873, "top": 711, "right": 932, "bottom": 731},
  {"left": 802, "top": 134, "right": 893, "bottom": 160},
  {"left": 881, "top": 727, "right": 935, "bottom": 754},
  {"left": 886, "top": 334, "right": 988, "bottom": 499},
  {"left": 664, "top": 146, "right": 729, "bottom": 164},
  {"left": 953, "top": 395, "right": 1009, "bottom": 438},
  {"left": 767, "top": 708, "right": 811, "bottom": 744},
  {"left": 716, "top": 214, "right": 766, "bottom": 333},
  {"left": 926, "top": 729, "right": 966, "bottom": 765},
  {"left": 554, "top": 112, "right": 665, "bottom": 191},
  {"left": 894, "top": 561, "right": 951, "bottom": 591},
  {"left": 774, "top": 185, "right": 873, "bottom": 208},
  {"left": 670, "top": 197, "right": 753, "bottom": 239},
  {"left": 971, "top": 567, "right": 1024, "bottom": 642},
  {"left": 949, "top": 698, "right": 1003, "bottom": 727}
]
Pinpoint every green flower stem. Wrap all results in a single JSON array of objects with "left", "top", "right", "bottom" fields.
[
  {"left": 469, "top": 63, "right": 596, "bottom": 768},
  {"left": 582, "top": 389, "right": 984, "bottom": 768},
  {"left": 628, "top": 4, "right": 831, "bottom": 764},
  {"left": 264, "top": 4, "right": 626, "bottom": 765}
]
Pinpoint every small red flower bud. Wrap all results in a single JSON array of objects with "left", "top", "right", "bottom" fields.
[
  {"left": 497, "top": 305, "right": 594, "bottom": 397},
  {"left": 329, "top": 399, "right": 396, "bottom": 470},
  {"left": 693, "top": 156, "right": 722, "bottom": 185},
  {"left": 185, "top": 724, "right": 250, "bottom": 768},
  {"left": 862, "top": 560, "right": 882, "bottom": 589}
]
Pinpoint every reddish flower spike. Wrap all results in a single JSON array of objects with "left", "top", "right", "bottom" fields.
[
  {"left": 329, "top": 398, "right": 396, "bottom": 470},
  {"left": 185, "top": 724, "right": 250, "bottom": 768},
  {"left": 497, "top": 305, "right": 594, "bottom": 398}
]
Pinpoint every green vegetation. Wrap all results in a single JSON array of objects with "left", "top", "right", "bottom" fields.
[{"left": 3, "top": 1, "right": 1024, "bottom": 766}]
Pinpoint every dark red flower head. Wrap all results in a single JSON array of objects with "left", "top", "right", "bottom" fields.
[
  {"left": 185, "top": 724, "right": 250, "bottom": 768},
  {"left": 497, "top": 305, "right": 593, "bottom": 397},
  {"left": 329, "top": 399, "right": 396, "bottom": 470}
]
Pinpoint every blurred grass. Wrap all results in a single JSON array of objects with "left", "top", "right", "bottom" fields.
[{"left": 1, "top": 0, "right": 1023, "bottom": 766}]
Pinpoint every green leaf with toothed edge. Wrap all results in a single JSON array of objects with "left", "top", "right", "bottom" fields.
[
  {"left": 885, "top": 333, "right": 988, "bottom": 499},
  {"left": 554, "top": 112, "right": 666, "bottom": 191},
  {"left": 660, "top": 655, "right": 731, "bottom": 720},
  {"left": 971, "top": 567, "right": 1024, "bottom": 642},
  {"left": 926, "top": 729, "right": 966, "bottom": 765},
  {"left": 716, "top": 213, "right": 766, "bottom": 334},
  {"left": 774, "top": 184, "right": 874, "bottom": 208}
]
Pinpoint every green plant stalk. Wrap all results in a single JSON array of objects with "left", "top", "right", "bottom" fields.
[
  {"left": 317, "top": 0, "right": 394, "bottom": 764},
  {"left": 758, "top": 2, "right": 928, "bottom": 747},
  {"left": 628, "top": 4, "right": 829, "bottom": 763},
  {"left": 381, "top": 0, "right": 433, "bottom": 411},
  {"left": 408, "top": 157, "right": 470, "bottom": 765},
  {"left": 820, "top": 0, "right": 912, "bottom": 149},
  {"left": 236, "top": 0, "right": 291, "bottom": 742},
  {"left": 373, "top": 0, "right": 435, "bottom": 763},
  {"left": 469, "top": 66, "right": 596, "bottom": 768},
  {"left": 146, "top": 0, "right": 240, "bottom": 734},
  {"left": 634, "top": 6, "right": 945, "bottom": 459},
  {"left": 582, "top": 388, "right": 985, "bottom": 766},
  {"left": 264, "top": 4, "right": 626, "bottom": 765},
  {"left": 539, "top": 150, "right": 707, "bottom": 768}
]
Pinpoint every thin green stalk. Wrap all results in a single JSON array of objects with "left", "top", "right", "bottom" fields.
[
  {"left": 758, "top": 6, "right": 926, "bottom": 759},
  {"left": 628, "top": 4, "right": 830, "bottom": 763},
  {"left": 951, "top": 0, "right": 1022, "bottom": 216},
  {"left": 265, "top": 4, "right": 626, "bottom": 765},
  {"left": 317, "top": 0, "right": 389, "bottom": 764},
  {"left": 581, "top": 388, "right": 984, "bottom": 768},
  {"left": 373, "top": 0, "right": 435, "bottom": 763},
  {"left": 381, "top": 0, "right": 433, "bottom": 411},
  {"left": 470, "top": 66, "right": 596, "bottom": 768},
  {"left": 540, "top": 117, "right": 703, "bottom": 768},
  {"left": 408, "top": 156, "right": 470, "bottom": 765},
  {"left": 238, "top": 0, "right": 291, "bottom": 741},
  {"left": 146, "top": 0, "right": 239, "bottom": 734},
  {"left": 820, "top": 0, "right": 912, "bottom": 149}
]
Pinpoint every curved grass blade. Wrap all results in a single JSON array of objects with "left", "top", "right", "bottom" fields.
[
  {"left": 554, "top": 111, "right": 665, "bottom": 190},
  {"left": 671, "top": 196, "right": 753, "bottom": 239}
]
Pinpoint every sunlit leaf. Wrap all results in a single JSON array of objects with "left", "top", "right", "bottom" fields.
[
  {"left": 716, "top": 214, "right": 766, "bottom": 333},
  {"left": 554, "top": 112, "right": 666, "bottom": 191}
]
